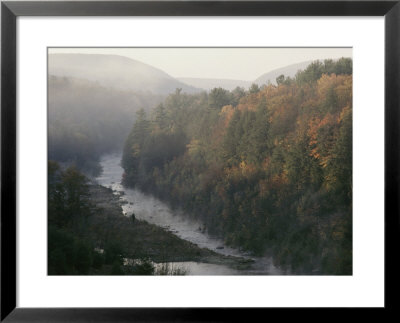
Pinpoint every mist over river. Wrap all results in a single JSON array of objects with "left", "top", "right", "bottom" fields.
[{"left": 95, "top": 153, "right": 283, "bottom": 275}]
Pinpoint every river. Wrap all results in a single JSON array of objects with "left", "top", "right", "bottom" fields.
[{"left": 95, "top": 153, "right": 283, "bottom": 275}]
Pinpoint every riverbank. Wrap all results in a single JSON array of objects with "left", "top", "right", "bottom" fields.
[{"left": 88, "top": 184, "right": 254, "bottom": 270}]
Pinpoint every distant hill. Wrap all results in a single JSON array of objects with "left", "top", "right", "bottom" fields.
[
  {"left": 178, "top": 77, "right": 251, "bottom": 91},
  {"left": 49, "top": 54, "right": 200, "bottom": 95},
  {"left": 254, "top": 61, "right": 313, "bottom": 86},
  {"left": 179, "top": 60, "right": 342, "bottom": 92},
  {"left": 178, "top": 60, "right": 336, "bottom": 92}
]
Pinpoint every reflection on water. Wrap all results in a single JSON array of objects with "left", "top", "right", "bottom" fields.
[{"left": 96, "top": 153, "right": 283, "bottom": 275}]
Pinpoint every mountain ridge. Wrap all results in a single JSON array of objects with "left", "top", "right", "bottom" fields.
[{"left": 49, "top": 53, "right": 201, "bottom": 95}]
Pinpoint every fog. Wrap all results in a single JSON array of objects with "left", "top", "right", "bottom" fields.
[
  {"left": 49, "top": 53, "right": 200, "bottom": 94},
  {"left": 48, "top": 75, "right": 164, "bottom": 172}
]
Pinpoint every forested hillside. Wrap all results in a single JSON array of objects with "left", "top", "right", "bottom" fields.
[
  {"left": 49, "top": 76, "right": 164, "bottom": 175},
  {"left": 121, "top": 58, "right": 353, "bottom": 274}
]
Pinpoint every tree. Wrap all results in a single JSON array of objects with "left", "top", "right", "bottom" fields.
[
  {"left": 276, "top": 74, "right": 285, "bottom": 85},
  {"left": 247, "top": 97, "right": 270, "bottom": 163},
  {"left": 122, "top": 109, "right": 150, "bottom": 182},
  {"left": 335, "top": 57, "right": 352, "bottom": 75},
  {"left": 208, "top": 87, "right": 232, "bottom": 110},
  {"left": 222, "top": 109, "right": 242, "bottom": 165},
  {"left": 325, "top": 106, "right": 352, "bottom": 203},
  {"left": 231, "top": 86, "right": 246, "bottom": 106},
  {"left": 248, "top": 83, "right": 260, "bottom": 94},
  {"left": 153, "top": 103, "right": 168, "bottom": 131},
  {"left": 48, "top": 161, "right": 67, "bottom": 227},
  {"left": 295, "top": 60, "right": 323, "bottom": 85},
  {"left": 61, "top": 166, "right": 91, "bottom": 228}
]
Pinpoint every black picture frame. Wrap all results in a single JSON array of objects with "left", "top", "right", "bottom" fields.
[{"left": 1, "top": 1, "right": 399, "bottom": 321}]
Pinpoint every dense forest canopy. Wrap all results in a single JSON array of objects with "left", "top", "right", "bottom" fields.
[{"left": 121, "top": 58, "right": 353, "bottom": 274}]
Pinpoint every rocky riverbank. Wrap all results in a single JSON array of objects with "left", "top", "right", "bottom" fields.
[{"left": 87, "top": 184, "right": 254, "bottom": 270}]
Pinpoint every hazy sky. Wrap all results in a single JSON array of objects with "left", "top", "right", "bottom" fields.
[{"left": 49, "top": 47, "right": 352, "bottom": 81}]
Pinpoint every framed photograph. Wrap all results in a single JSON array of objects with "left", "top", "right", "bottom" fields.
[{"left": 1, "top": 0, "right": 399, "bottom": 320}]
